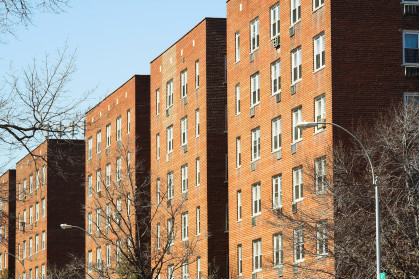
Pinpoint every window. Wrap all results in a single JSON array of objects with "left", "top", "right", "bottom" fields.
[
  {"left": 42, "top": 166, "right": 46, "bottom": 184},
  {"left": 271, "top": 60, "right": 281, "bottom": 96},
  {"left": 195, "top": 109, "right": 200, "bottom": 137},
  {"left": 181, "top": 69, "right": 188, "bottom": 99},
  {"left": 197, "top": 257, "right": 201, "bottom": 279},
  {"left": 250, "top": 18, "right": 259, "bottom": 52},
  {"left": 251, "top": 127, "right": 261, "bottom": 161},
  {"left": 23, "top": 179, "right": 27, "bottom": 200},
  {"left": 156, "top": 179, "right": 161, "bottom": 204},
  {"left": 195, "top": 61, "right": 200, "bottom": 88},
  {"left": 106, "top": 243, "right": 111, "bottom": 267},
  {"left": 88, "top": 251, "right": 93, "bottom": 273},
  {"left": 41, "top": 264, "right": 45, "bottom": 279},
  {"left": 314, "top": 33, "right": 325, "bottom": 71},
  {"left": 196, "top": 207, "right": 201, "bottom": 235},
  {"left": 316, "top": 156, "right": 327, "bottom": 194},
  {"left": 96, "top": 131, "right": 101, "bottom": 154},
  {"left": 96, "top": 169, "right": 101, "bottom": 192},
  {"left": 273, "top": 174, "right": 282, "bottom": 209},
  {"left": 237, "top": 190, "right": 242, "bottom": 221},
  {"left": 106, "top": 203, "right": 111, "bottom": 229},
  {"left": 181, "top": 117, "right": 188, "bottom": 146},
  {"left": 291, "top": 0, "right": 301, "bottom": 25},
  {"left": 88, "top": 212, "right": 92, "bottom": 234},
  {"left": 273, "top": 233, "right": 283, "bottom": 266},
  {"left": 236, "top": 137, "right": 241, "bottom": 168},
  {"left": 36, "top": 170, "right": 39, "bottom": 189},
  {"left": 88, "top": 137, "right": 92, "bottom": 159},
  {"left": 29, "top": 238, "right": 32, "bottom": 257},
  {"left": 292, "top": 107, "right": 302, "bottom": 142},
  {"left": 166, "top": 80, "right": 173, "bottom": 108},
  {"left": 317, "top": 220, "right": 328, "bottom": 255},
  {"left": 404, "top": 92, "right": 419, "bottom": 106},
  {"left": 182, "top": 262, "right": 189, "bottom": 279},
  {"left": 167, "top": 172, "right": 174, "bottom": 200},
  {"left": 196, "top": 158, "right": 200, "bottom": 186},
  {"left": 181, "top": 164, "right": 188, "bottom": 193},
  {"left": 116, "top": 198, "right": 122, "bottom": 225},
  {"left": 404, "top": 32, "right": 419, "bottom": 64},
  {"left": 104, "top": 164, "right": 111, "bottom": 187},
  {"left": 182, "top": 212, "right": 188, "bottom": 241},
  {"left": 157, "top": 223, "right": 161, "bottom": 249},
  {"left": 154, "top": 88, "right": 160, "bottom": 116},
  {"left": 18, "top": 244, "right": 20, "bottom": 259},
  {"left": 96, "top": 209, "right": 101, "bottom": 231},
  {"left": 237, "top": 244, "right": 243, "bottom": 276},
  {"left": 167, "top": 125, "right": 173, "bottom": 153},
  {"left": 250, "top": 72, "right": 260, "bottom": 107},
  {"left": 315, "top": 95, "right": 326, "bottom": 132},
  {"left": 29, "top": 206, "right": 33, "bottom": 225},
  {"left": 116, "top": 239, "right": 122, "bottom": 262},
  {"left": 272, "top": 117, "right": 282, "bottom": 152},
  {"left": 293, "top": 166, "right": 303, "bottom": 202},
  {"left": 96, "top": 247, "right": 102, "bottom": 269},
  {"left": 88, "top": 174, "right": 92, "bottom": 196},
  {"left": 116, "top": 157, "right": 122, "bottom": 184},
  {"left": 270, "top": 3, "right": 280, "bottom": 38},
  {"left": 167, "top": 219, "right": 174, "bottom": 246},
  {"left": 294, "top": 228, "right": 304, "bottom": 262},
  {"left": 116, "top": 116, "right": 122, "bottom": 142},
  {"left": 313, "top": 0, "right": 324, "bottom": 10},
  {"left": 156, "top": 134, "right": 160, "bottom": 160},
  {"left": 126, "top": 109, "right": 131, "bottom": 134},
  {"left": 168, "top": 264, "right": 174, "bottom": 279},
  {"left": 35, "top": 234, "right": 39, "bottom": 254},
  {"left": 29, "top": 175, "right": 33, "bottom": 194},
  {"left": 41, "top": 231, "right": 45, "bottom": 250},
  {"left": 234, "top": 32, "right": 241, "bottom": 62},
  {"left": 292, "top": 47, "right": 302, "bottom": 83},
  {"left": 252, "top": 183, "right": 261, "bottom": 216},
  {"left": 42, "top": 198, "right": 46, "bottom": 217},
  {"left": 23, "top": 210, "right": 27, "bottom": 226},
  {"left": 106, "top": 124, "right": 111, "bottom": 148},
  {"left": 253, "top": 239, "right": 262, "bottom": 272},
  {"left": 235, "top": 84, "right": 241, "bottom": 115}
]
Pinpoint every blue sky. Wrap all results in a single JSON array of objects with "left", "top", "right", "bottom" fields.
[{"left": 0, "top": 1, "right": 226, "bottom": 170}]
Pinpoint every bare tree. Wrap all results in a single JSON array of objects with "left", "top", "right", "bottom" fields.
[{"left": 267, "top": 104, "right": 419, "bottom": 279}]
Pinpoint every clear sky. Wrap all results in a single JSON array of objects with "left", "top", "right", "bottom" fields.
[{"left": 0, "top": 0, "right": 226, "bottom": 171}]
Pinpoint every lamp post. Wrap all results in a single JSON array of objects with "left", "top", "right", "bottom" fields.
[
  {"left": 296, "top": 121, "right": 381, "bottom": 279},
  {"left": 0, "top": 251, "right": 26, "bottom": 274}
]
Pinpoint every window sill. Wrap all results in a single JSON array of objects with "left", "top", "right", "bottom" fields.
[
  {"left": 237, "top": 219, "right": 242, "bottom": 223},
  {"left": 294, "top": 259, "right": 305, "bottom": 264},
  {"left": 252, "top": 270, "right": 262, "bottom": 274},
  {"left": 271, "top": 147, "right": 282, "bottom": 154},
  {"left": 292, "top": 138, "right": 303, "bottom": 145},
  {"left": 294, "top": 197, "right": 304, "bottom": 203},
  {"left": 252, "top": 213, "right": 261, "bottom": 218},
  {"left": 290, "top": 20, "right": 301, "bottom": 27},
  {"left": 251, "top": 102, "right": 260, "bottom": 108},
  {"left": 236, "top": 112, "right": 241, "bottom": 116},
  {"left": 251, "top": 158, "right": 261, "bottom": 163},
  {"left": 271, "top": 91, "right": 281, "bottom": 97},
  {"left": 316, "top": 253, "right": 328, "bottom": 259},
  {"left": 403, "top": 63, "right": 419, "bottom": 66},
  {"left": 313, "top": 65, "right": 326, "bottom": 74},
  {"left": 292, "top": 79, "right": 302, "bottom": 86},
  {"left": 235, "top": 60, "right": 240, "bottom": 64}
]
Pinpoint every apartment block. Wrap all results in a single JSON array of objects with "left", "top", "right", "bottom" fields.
[
  {"left": 150, "top": 18, "right": 228, "bottom": 279},
  {"left": 0, "top": 170, "right": 16, "bottom": 278},
  {"left": 15, "top": 139, "right": 85, "bottom": 279},
  {"left": 84, "top": 75, "right": 150, "bottom": 278},
  {"left": 226, "top": 0, "right": 417, "bottom": 278}
]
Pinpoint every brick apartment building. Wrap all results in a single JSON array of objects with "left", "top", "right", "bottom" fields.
[
  {"left": 84, "top": 75, "right": 150, "bottom": 278},
  {"left": 226, "top": 0, "right": 418, "bottom": 278},
  {"left": 150, "top": 18, "right": 229, "bottom": 279},
  {"left": 0, "top": 170, "right": 16, "bottom": 278},
  {"left": 15, "top": 139, "right": 85, "bottom": 279}
]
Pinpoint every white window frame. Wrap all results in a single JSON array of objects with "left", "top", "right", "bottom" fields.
[
  {"left": 237, "top": 190, "right": 242, "bottom": 221},
  {"left": 235, "top": 32, "right": 240, "bottom": 62},
  {"left": 251, "top": 127, "right": 260, "bottom": 161},
  {"left": 88, "top": 137, "right": 92, "bottom": 159},
  {"left": 195, "top": 109, "right": 200, "bottom": 137},
  {"left": 292, "top": 107, "right": 303, "bottom": 143},
  {"left": 293, "top": 166, "right": 303, "bottom": 202},
  {"left": 195, "top": 60, "right": 200, "bottom": 88},
  {"left": 182, "top": 212, "right": 188, "bottom": 241},
  {"left": 88, "top": 212, "right": 92, "bottom": 234},
  {"left": 252, "top": 239, "right": 262, "bottom": 272},
  {"left": 42, "top": 165, "right": 46, "bottom": 185},
  {"left": 196, "top": 158, "right": 200, "bottom": 186},
  {"left": 35, "top": 234, "right": 39, "bottom": 254},
  {"left": 167, "top": 219, "right": 174, "bottom": 246},
  {"left": 291, "top": 0, "right": 301, "bottom": 25},
  {"left": 252, "top": 183, "right": 261, "bottom": 216},
  {"left": 313, "top": 0, "right": 324, "bottom": 10},
  {"left": 294, "top": 227, "right": 304, "bottom": 262},
  {"left": 41, "top": 264, "right": 45, "bottom": 279},
  {"left": 238, "top": 244, "right": 243, "bottom": 276},
  {"left": 106, "top": 243, "right": 111, "bottom": 267},
  {"left": 292, "top": 47, "right": 302, "bottom": 84},
  {"left": 105, "top": 164, "right": 111, "bottom": 187},
  {"left": 236, "top": 137, "right": 241, "bottom": 168},
  {"left": 29, "top": 238, "right": 32, "bottom": 257},
  {"left": 167, "top": 172, "right": 174, "bottom": 200},
  {"left": 314, "top": 33, "right": 325, "bottom": 71},
  {"left": 167, "top": 126, "right": 173, "bottom": 154},
  {"left": 273, "top": 233, "right": 283, "bottom": 267},
  {"left": 181, "top": 164, "right": 188, "bottom": 193},
  {"left": 106, "top": 203, "right": 111, "bottom": 229},
  {"left": 166, "top": 80, "right": 174, "bottom": 108},
  {"left": 116, "top": 157, "right": 122, "bottom": 184},
  {"left": 235, "top": 84, "right": 241, "bottom": 115},
  {"left": 96, "top": 208, "right": 101, "bottom": 231},
  {"left": 316, "top": 156, "right": 327, "bottom": 194},
  {"left": 41, "top": 231, "right": 45, "bottom": 250},
  {"left": 42, "top": 198, "right": 46, "bottom": 217},
  {"left": 156, "top": 89, "right": 160, "bottom": 115},
  {"left": 272, "top": 117, "right": 282, "bottom": 152},
  {"left": 270, "top": 3, "right": 280, "bottom": 39},
  {"left": 182, "top": 262, "right": 189, "bottom": 279},
  {"left": 404, "top": 92, "right": 419, "bottom": 106},
  {"left": 96, "top": 246, "right": 101, "bottom": 269},
  {"left": 96, "top": 169, "right": 101, "bottom": 193},
  {"left": 196, "top": 206, "right": 201, "bottom": 235},
  {"left": 197, "top": 257, "right": 201, "bottom": 279},
  {"left": 29, "top": 175, "right": 33, "bottom": 194},
  {"left": 88, "top": 174, "right": 92, "bottom": 197},
  {"left": 36, "top": 170, "right": 39, "bottom": 189},
  {"left": 271, "top": 60, "right": 281, "bottom": 96},
  {"left": 168, "top": 264, "right": 174, "bottom": 279},
  {"left": 157, "top": 223, "right": 161, "bottom": 249},
  {"left": 156, "top": 179, "right": 161, "bottom": 204},
  {"left": 250, "top": 72, "right": 260, "bottom": 107},
  {"left": 116, "top": 116, "right": 122, "bottom": 142},
  {"left": 156, "top": 133, "right": 160, "bottom": 160},
  {"left": 250, "top": 18, "right": 259, "bottom": 52},
  {"left": 29, "top": 206, "right": 33, "bottom": 225},
  {"left": 317, "top": 220, "right": 328, "bottom": 255},
  {"left": 106, "top": 124, "right": 111, "bottom": 148},
  {"left": 181, "top": 117, "right": 188, "bottom": 146},
  {"left": 315, "top": 95, "right": 326, "bottom": 132},
  {"left": 403, "top": 31, "right": 419, "bottom": 65},
  {"left": 96, "top": 130, "right": 101, "bottom": 154},
  {"left": 87, "top": 250, "right": 93, "bottom": 273},
  {"left": 181, "top": 69, "right": 188, "bottom": 99},
  {"left": 127, "top": 109, "right": 131, "bottom": 134},
  {"left": 273, "top": 174, "right": 282, "bottom": 209},
  {"left": 35, "top": 202, "right": 39, "bottom": 222}
]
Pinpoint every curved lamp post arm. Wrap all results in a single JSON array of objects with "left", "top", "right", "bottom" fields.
[
  {"left": 60, "top": 223, "right": 100, "bottom": 247},
  {"left": 0, "top": 251, "right": 26, "bottom": 274},
  {"left": 297, "top": 121, "right": 381, "bottom": 279}
]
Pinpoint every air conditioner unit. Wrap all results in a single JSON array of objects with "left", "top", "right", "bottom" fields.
[
  {"left": 405, "top": 66, "right": 419, "bottom": 77},
  {"left": 35, "top": 221, "right": 37, "bottom": 227},
  {"left": 291, "top": 143, "right": 296, "bottom": 154},
  {"left": 252, "top": 273, "right": 258, "bottom": 279},
  {"left": 105, "top": 148, "right": 109, "bottom": 155},
  {"left": 251, "top": 161, "right": 256, "bottom": 171},
  {"left": 404, "top": 3, "right": 419, "bottom": 15},
  {"left": 278, "top": 265, "right": 284, "bottom": 276},
  {"left": 293, "top": 265, "right": 299, "bottom": 274},
  {"left": 183, "top": 145, "right": 188, "bottom": 153},
  {"left": 291, "top": 84, "right": 296, "bottom": 95},
  {"left": 275, "top": 93, "right": 281, "bottom": 103},
  {"left": 168, "top": 246, "right": 173, "bottom": 255},
  {"left": 182, "top": 192, "right": 188, "bottom": 201},
  {"left": 166, "top": 153, "right": 170, "bottom": 162},
  {"left": 250, "top": 107, "right": 255, "bottom": 117},
  {"left": 98, "top": 153, "right": 101, "bottom": 159},
  {"left": 167, "top": 199, "right": 172, "bottom": 208},
  {"left": 166, "top": 109, "right": 170, "bottom": 117},
  {"left": 273, "top": 36, "right": 280, "bottom": 49},
  {"left": 97, "top": 191, "right": 101, "bottom": 197},
  {"left": 292, "top": 203, "right": 298, "bottom": 214},
  {"left": 183, "top": 97, "right": 188, "bottom": 105},
  {"left": 275, "top": 207, "right": 283, "bottom": 218},
  {"left": 249, "top": 52, "right": 254, "bottom": 62},
  {"left": 289, "top": 26, "right": 295, "bottom": 37},
  {"left": 35, "top": 189, "right": 37, "bottom": 195},
  {"left": 183, "top": 240, "right": 189, "bottom": 248},
  {"left": 251, "top": 217, "right": 256, "bottom": 227},
  {"left": 276, "top": 150, "right": 282, "bottom": 160}
]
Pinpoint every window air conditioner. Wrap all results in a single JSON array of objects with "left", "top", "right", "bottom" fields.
[
  {"left": 251, "top": 161, "right": 256, "bottom": 171},
  {"left": 291, "top": 84, "right": 296, "bottom": 95},
  {"left": 276, "top": 92, "right": 281, "bottom": 103},
  {"left": 183, "top": 145, "right": 188, "bottom": 153},
  {"left": 249, "top": 52, "right": 254, "bottom": 62},
  {"left": 273, "top": 36, "right": 280, "bottom": 49},
  {"left": 183, "top": 96, "right": 188, "bottom": 105},
  {"left": 251, "top": 216, "right": 256, "bottom": 227},
  {"left": 276, "top": 149, "right": 282, "bottom": 160},
  {"left": 250, "top": 107, "right": 255, "bottom": 117},
  {"left": 292, "top": 203, "right": 298, "bottom": 214},
  {"left": 289, "top": 26, "right": 295, "bottom": 37},
  {"left": 291, "top": 143, "right": 296, "bottom": 154}
]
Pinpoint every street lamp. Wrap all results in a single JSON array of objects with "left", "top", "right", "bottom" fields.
[
  {"left": 0, "top": 251, "right": 26, "bottom": 274},
  {"left": 297, "top": 121, "right": 381, "bottom": 279}
]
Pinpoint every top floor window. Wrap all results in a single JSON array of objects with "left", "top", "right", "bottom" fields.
[
  {"left": 116, "top": 116, "right": 122, "bottom": 142},
  {"left": 313, "top": 0, "right": 324, "bottom": 10},
  {"left": 106, "top": 124, "right": 111, "bottom": 148},
  {"left": 96, "top": 131, "right": 101, "bottom": 154},
  {"left": 235, "top": 32, "right": 240, "bottom": 62},
  {"left": 314, "top": 33, "right": 325, "bottom": 71},
  {"left": 156, "top": 89, "right": 160, "bottom": 115},
  {"left": 195, "top": 61, "right": 200, "bottom": 88},
  {"left": 181, "top": 70, "right": 188, "bottom": 99},
  {"left": 291, "top": 0, "right": 301, "bottom": 25},
  {"left": 167, "top": 125, "right": 173, "bottom": 154},
  {"left": 167, "top": 80, "right": 173, "bottom": 108},
  {"left": 271, "top": 3, "right": 280, "bottom": 38},
  {"left": 404, "top": 32, "right": 419, "bottom": 65},
  {"left": 127, "top": 110, "right": 131, "bottom": 134},
  {"left": 250, "top": 18, "right": 259, "bottom": 52},
  {"left": 87, "top": 137, "right": 92, "bottom": 159}
]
